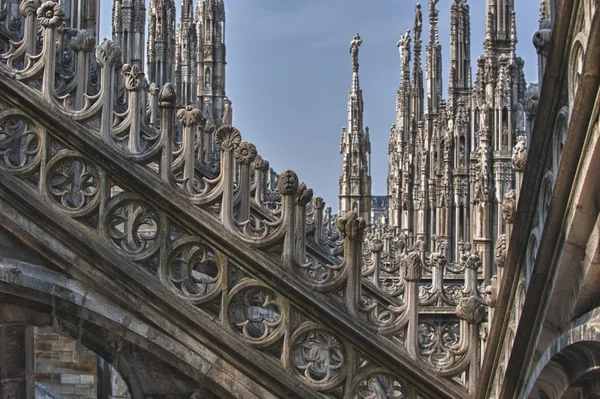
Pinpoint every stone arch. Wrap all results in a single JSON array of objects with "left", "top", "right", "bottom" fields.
[
  {"left": 526, "top": 309, "right": 600, "bottom": 398},
  {"left": 0, "top": 260, "right": 232, "bottom": 399}
]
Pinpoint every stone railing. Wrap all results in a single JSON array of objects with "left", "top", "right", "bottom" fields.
[{"left": 0, "top": 2, "right": 494, "bottom": 397}]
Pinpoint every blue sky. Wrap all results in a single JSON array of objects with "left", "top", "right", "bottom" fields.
[{"left": 99, "top": 0, "right": 540, "bottom": 209}]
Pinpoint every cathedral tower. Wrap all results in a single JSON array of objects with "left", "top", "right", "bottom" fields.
[
  {"left": 147, "top": 0, "right": 176, "bottom": 88},
  {"left": 175, "top": 0, "right": 197, "bottom": 106},
  {"left": 112, "top": 0, "right": 146, "bottom": 69},
  {"left": 196, "top": 0, "right": 228, "bottom": 128},
  {"left": 339, "top": 34, "right": 372, "bottom": 223}
]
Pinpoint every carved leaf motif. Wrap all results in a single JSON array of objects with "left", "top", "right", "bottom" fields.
[
  {"left": 403, "top": 252, "right": 423, "bottom": 282},
  {"left": 95, "top": 39, "right": 122, "bottom": 68},
  {"left": 71, "top": 30, "right": 95, "bottom": 53},
  {"left": 215, "top": 126, "right": 242, "bottom": 151},
  {"left": 176, "top": 105, "right": 202, "bottom": 128},
  {"left": 336, "top": 210, "right": 366, "bottom": 240},
  {"left": 122, "top": 64, "right": 142, "bottom": 91}
]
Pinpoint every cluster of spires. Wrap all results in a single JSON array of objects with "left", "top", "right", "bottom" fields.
[{"left": 338, "top": 0, "right": 527, "bottom": 279}]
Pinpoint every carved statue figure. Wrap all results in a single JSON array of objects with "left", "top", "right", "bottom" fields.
[
  {"left": 502, "top": 190, "right": 516, "bottom": 224},
  {"left": 397, "top": 29, "right": 411, "bottom": 64},
  {"left": 512, "top": 136, "right": 527, "bottom": 171},
  {"left": 414, "top": 4, "right": 423, "bottom": 42},
  {"left": 349, "top": 33, "right": 362, "bottom": 73}
]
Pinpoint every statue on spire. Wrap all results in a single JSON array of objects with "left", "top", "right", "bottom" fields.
[
  {"left": 398, "top": 29, "right": 411, "bottom": 65},
  {"left": 350, "top": 33, "right": 362, "bottom": 73},
  {"left": 414, "top": 3, "right": 423, "bottom": 42}
]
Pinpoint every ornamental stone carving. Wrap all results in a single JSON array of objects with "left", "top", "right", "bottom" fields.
[
  {"left": 370, "top": 238, "right": 383, "bottom": 253},
  {"left": 177, "top": 105, "right": 203, "bottom": 128},
  {"left": 122, "top": 64, "right": 142, "bottom": 91},
  {"left": 503, "top": 190, "right": 517, "bottom": 224},
  {"left": 403, "top": 251, "right": 423, "bottom": 282},
  {"left": 20, "top": 0, "right": 40, "bottom": 16},
  {"left": 95, "top": 39, "right": 122, "bottom": 68},
  {"left": 71, "top": 30, "right": 95, "bottom": 53},
  {"left": 37, "top": 1, "right": 63, "bottom": 28},
  {"left": 296, "top": 182, "right": 314, "bottom": 206},
  {"left": 159, "top": 83, "right": 176, "bottom": 107},
  {"left": 234, "top": 142, "right": 257, "bottom": 165},
  {"left": 495, "top": 233, "right": 508, "bottom": 268},
  {"left": 336, "top": 211, "right": 366, "bottom": 240},
  {"left": 215, "top": 126, "right": 242, "bottom": 151},
  {"left": 485, "top": 276, "right": 499, "bottom": 307},
  {"left": 456, "top": 296, "right": 485, "bottom": 324},
  {"left": 512, "top": 136, "right": 527, "bottom": 171},
  {"left": 278, "top": 170, "right": 299, "bottom": 196}
]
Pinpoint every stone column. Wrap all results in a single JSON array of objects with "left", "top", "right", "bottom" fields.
[{"left": 0, "top": 325, "right": 34, "bottom": 399}]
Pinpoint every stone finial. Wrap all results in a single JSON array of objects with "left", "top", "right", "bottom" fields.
[
  {"left": 177, "top": 105, "right": 203, "bottom": 128},
  {"left": 312, "top": 196, "right": 324, "bottom": 210},
  {"left": 336, "top": 211, "right": 366, "bottom": 240},
  {"left": 158, "top": 83, "right": 176, "bottom": 107},
  {"left": 37, "top": 1, "right": 63, "bottom": 28},
  {"left": 456, "top": 296, "right": 485, "bottom": 324},
  {"left": 403, "top": 252, "right": 423, "bottom": 282},
  {"left": 215, "top": 126, "right": 242, "bottom": 151},
  {"left": 252, "top": 155, "right": 269, "bottom": 171},
  {"left": 122, "top": 64, "right": 142, "bottom": 91},
  {"left": 95, "top": 39, "right": 122, "bottom": 68},
  {"left": 20, "top": 0, "right": 40, "bottom": 16},
  {"left": 71, "top": 30, "right": 95, "bottom": 53},
  {"left": 512, "top": 136, "right": 527, "bottom": 171},
  {"left": 296, "top": 182, "right": 313, "bottom": 206},
  {"left": 466, "top": 249, "right": 482, "bottom": 270},
  {"left": 278, "top": 170, "right": 299, "bottom": 196},
  {"left": 502, "top": 190, "right": 517, "bottom": 224},
  {"left": 234, "top": 142, "right": 257, "bottom": 165},
  {"left": 370, "top": 238, "right": 383, "bottom": 253}
]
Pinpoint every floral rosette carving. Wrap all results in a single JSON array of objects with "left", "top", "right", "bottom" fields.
[
  {"left": 45, "top": 151, "right": 101, "bottom": 216},
  {"left": 228, "top": 280, "right": 282, "bottom": 347},
  {"left": 37, "top": 1, "right": 64, "bottom": 28},
  {"left": 103, "top": 194, "right": 163, "bottom": 261},
  {"left": 278, "top": 169, "right": 299, "bottom": 195},
  {"left": 0, "top": 113, "right": 42, "bottom": 175},
  {"left": 95, "top": 39, "right": 122, "bottom": 68},
  {"left": 163, "top": 238, "right": 222, "bottom": 304},
  {"left": 215, "top": 126, "right": 241, "bottom": 151},
  {"left": 495, "top": 233, "right": 507, "bottom": 268},
  {"left": 288, "top": 322, "right": 346, "bottom": 390},
  {"left": 233, "top": 141, "right": 257, "bottom": 165},
  {"left": 336, "top": 211, "right": 366, "bottom": 240}
]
